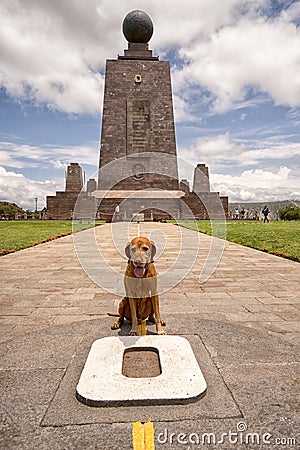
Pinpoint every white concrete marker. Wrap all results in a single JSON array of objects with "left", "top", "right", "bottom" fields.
[{"left": 76, "top": 335, "right": 207, "bottom": 406}]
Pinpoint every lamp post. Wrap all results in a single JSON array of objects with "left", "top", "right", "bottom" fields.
[{"left": 35, "top": 197, "right": 38, "bottom": 212}]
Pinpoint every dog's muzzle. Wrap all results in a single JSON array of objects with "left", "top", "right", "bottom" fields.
[{"left": 133, "top": 266, "right": 146, "bottom": 278}]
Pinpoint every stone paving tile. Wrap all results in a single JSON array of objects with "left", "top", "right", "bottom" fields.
[
  {"left": 185, "top": 292, "right": 232, "bottom": 299},
  {"left": 30, "top": 307, "right": 84, "bottom": 317},
  {"left": 244, "top": 303, "right": 299, "bottom": 314},
  {"left": 0, "top": 307, "right": 34, "bottom": 316},
  {"left": 0, "top": 316, "right": 28, "bottom": 325},
  {"left": 75, "top": 286, "right": 107, "bottom": 294},
  {"left": 160, "top": 304, "right": 197, "bottom": 314},
  {"left": 52, "top": 314, "right": 105, "bottom": 325},
  {"left": 221, "top": 311, "right": 283, "bottom": 322},
  {"left": 10, "top": 298, "right": 49, "bottom": 308},
  {"left": 256, "top": 295, "right": 300, "bottom": 304},
  {"left": 234, "top": 321, "right": 300, "bottom": 344},
  {"left": 42, "top": 299, "right": 85, "bottom": 308},
  {"left": 271, "top": 290, "right": 300, "bottom": 297},
  {"left": 159, "top": 293, "right": 188, "bottom": 301},
  {"left": 191, "top": 304, "right": 248, "bottom": 314},
  {"left": 190, "top": 312, "right": 227, "bottom": 322},
  {"left": 260, "top": 321, "right": 300, "bottom": 334},
  {"left": 219, "top": 362, "right": 300, "bottom": 421},
  {"left": 275, "top": 333, "right": 299, "bottom": 345},
  {"left": 272, "top": 310, "right": 300, "bottom": 321},
  {"left": 226, "top": 290, "right": 268, "bottom": 298},
  {"left": 0, "top": 302, "right": 15, "bottom": 311},
  {"left": 0, "top": 324, "right": 15, "bottom": 343},
  {"left": 185, "top": 294, "right": 262, "bottom": 306},
  {"left": 82, "top": 305, "right": 114, "bottom": 315},
  {"left": 7, "top": 323, "right": 55, "bottom": 338}
]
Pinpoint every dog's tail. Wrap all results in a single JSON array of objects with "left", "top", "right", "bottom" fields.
[{"left": 107, "top": 312, "right": 120, "bottom": 317}]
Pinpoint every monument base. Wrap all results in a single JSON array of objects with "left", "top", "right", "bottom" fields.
[{"left": 76, "top": 336, "right": 207, "bottom": 406}]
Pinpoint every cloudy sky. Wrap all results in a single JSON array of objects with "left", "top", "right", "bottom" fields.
[{"left": 0, "top": 0, "right": 299, "bottom": 209}]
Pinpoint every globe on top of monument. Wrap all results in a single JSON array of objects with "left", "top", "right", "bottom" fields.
[{"left": 122, "top": 10, "right": 154, "bottom": 43}]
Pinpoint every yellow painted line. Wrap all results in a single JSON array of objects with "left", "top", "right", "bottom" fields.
[
  {"left": 132, "top": 421, "right": 155, "bottom": 450},
  {"left": 132, "top": 421, "right": 145, "bottom": 449},
  {"left": 141, "top": 319, "right": 147, "bottom": 335},
  {"left": 137, "top": 213, "right": 141, "bottom": 237},
  {"left": 137, "top": 319, "right": 147, "bottom": 336},
  {"left": 144, "top": 421, "right": 155, "bottom": 449}
]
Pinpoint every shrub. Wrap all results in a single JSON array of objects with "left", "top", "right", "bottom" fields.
[{"left": 278, "top": 203, "right": 300, "bottom": 221}]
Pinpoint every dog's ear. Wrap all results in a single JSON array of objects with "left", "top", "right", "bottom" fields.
[
  {"left": 125, "top": 242, "right": 131, "bottom": 259},
  {"left": 150, "top": 241, "right": 156, "bottom": 259}
]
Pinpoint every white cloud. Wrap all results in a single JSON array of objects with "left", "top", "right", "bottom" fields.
[
  {"left": 281, "top": 1, "right": 300, "bottom": 24},
  {"left": 0, "top": 140, "right": 100, "bottom": 208},
  {"left": 178, "top": 132, "right": 300, "bottom": 201},
  {"left": 245, "top": 141, "right": 300, "bottom": 163},
  {"left": 0, "top": 141, "right": 99, "bottom": 169},
  {"left": 0, "top": 166, "right": 62, "bottom": 209},
  {"left": 179, "top": 134, "right": 300, "bottom": 170},
  {"left": 210, "top": 167, "right": 300, "bottom": 202},
  {"left": 179, "top": 133, "right": 245, "bottom": 170},
  {"left": 173, "top": 16, "right": 300, "bottom": 112},
  {"left": 1, "top": 0, "right": 295, "bottom": 116},
  {"left": 150, "top": 0, "right": 244, "bottom": 47},
  {"left": 172, "top": 94, "right": 195, "bottom": 123},
  {"left": 0, "top": 0, "right": 111, "bottom": 114}
]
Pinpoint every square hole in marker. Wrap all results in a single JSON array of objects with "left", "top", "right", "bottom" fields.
[{"left": 122, "top": 347, "right": 161, "bottom": 378}]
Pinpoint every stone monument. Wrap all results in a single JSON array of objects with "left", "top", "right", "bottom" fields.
[
  {"left": 98, "top": 10, "right": 179, "bottom": 192},
  {"left": 46, "top": 10, "right": 228, "bottom": 220},
  {"left": 47, "top": 163, "right": 83, "bottom": 219}
]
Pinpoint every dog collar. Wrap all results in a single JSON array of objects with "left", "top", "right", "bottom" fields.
[{"left": 127, "top": 260, "right": 154, "bottom": 265}]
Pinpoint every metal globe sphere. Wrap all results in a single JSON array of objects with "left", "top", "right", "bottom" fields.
[{"left": 122, "top": 10, "right": 153, "bottom": 43}]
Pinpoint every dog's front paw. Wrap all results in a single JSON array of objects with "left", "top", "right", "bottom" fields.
[
  {"left": 111, "top": 322, "right": 120, "bottom": 330},
  {"left": 158, "top": 329, "right": 166, "bottom": 335},
  {"left": 156, "top": 325, "right": 166, "bottom": 335},
  {"left": 129, "top": 327, "right": 138, "bottom": 336}
]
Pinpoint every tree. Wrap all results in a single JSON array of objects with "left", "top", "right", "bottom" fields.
[
  {"left": 278, "top": 203, "right": 300, "bottom": 221},
  {"left": 0, "top": 201, "right": 24, "bottom": 217}
]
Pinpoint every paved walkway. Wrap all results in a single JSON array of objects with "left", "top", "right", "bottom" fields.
[{"left": 0, "top": 222, "right": 299, "bottom": 449}]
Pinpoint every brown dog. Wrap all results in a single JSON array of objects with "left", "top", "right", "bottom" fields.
[{"left": 110, "top": 236, "right": 166, "bottom": 335}]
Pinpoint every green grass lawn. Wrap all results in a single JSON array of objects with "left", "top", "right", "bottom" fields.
[
  {"left": 0, "top": 220, "right": 103, "bottom": 255},
  {"left": 173, "top": 219, "right": 300, "bottom": 262},
  {"left": 2, "top": 219, "right": 299, "bottom": 262}
]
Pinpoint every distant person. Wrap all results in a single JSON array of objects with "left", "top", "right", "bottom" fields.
[
  {"left": 262, "top": 205, "right": 270, "bottom": 223},
  {"left": 240, "top": 208, "right": 245, "bottom": 220},
  {"left": 234, "top": 208, "right": 239, "bottom": 220}
]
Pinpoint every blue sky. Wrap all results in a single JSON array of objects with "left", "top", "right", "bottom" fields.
[{"left": 0, "top": 0, "right": 299, "bottom": 209}]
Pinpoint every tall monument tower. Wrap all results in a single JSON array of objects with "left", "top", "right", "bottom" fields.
[
  {"left": 46, "top": 10, "right": 228, "bottom": 220},
  {"left": 98, "top": 10, "right": 179, "bottom": 191}
]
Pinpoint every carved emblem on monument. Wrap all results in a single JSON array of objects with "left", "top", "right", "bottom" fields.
[{"left": 132, "top": 163, "right": 145, "bottom": 179}]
